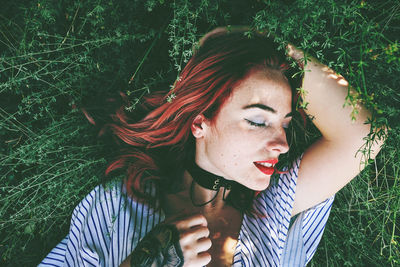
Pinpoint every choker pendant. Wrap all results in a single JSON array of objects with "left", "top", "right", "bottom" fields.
[{"left": 186, "top": 161, "right": 233, "bottom": 207}]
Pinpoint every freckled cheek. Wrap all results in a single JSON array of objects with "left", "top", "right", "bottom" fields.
[
  {"left": 211, "top": 126, "right": 258, "bottom": 167},
  {"left": 221, "top": 133, "right": 258, "bottom": 158},
  {"left": 222, "top": 145, "right": 250, "bottom": 171},
  {"left": 212, "top": 140, "right": 240, "bottom": 169}
]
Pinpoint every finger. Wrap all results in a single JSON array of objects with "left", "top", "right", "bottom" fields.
[
  {"left": 174, "top": 214, "right": 208, "bottom": 231},
  {"left": 196, "top": 251, "right": 212, "bottom": 266},
  {"left": 196, "top": 237, "right": 212, "bottom": 252},
  {"left": 286, "top": 43, "right": 304, "bottom": 61},
  {"left": 180, "top": 226, "right": 210, "bottom": 246}
]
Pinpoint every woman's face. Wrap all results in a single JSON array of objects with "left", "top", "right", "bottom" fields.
[{"left": 193, "top": 69, "right": 293, "bottom": 191}]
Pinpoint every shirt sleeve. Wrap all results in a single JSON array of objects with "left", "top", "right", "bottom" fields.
[
  {"left": 279, "top": 153, "right": 335, "bottom": 266},
  {"left": 266, "top": 153, "right": 335, "bottom": 266},
  {"left": 282, "top": 194, "right": 335, "bottom": 266},
  {"left": 38, "top": 181, "right": 163, "bottom": 267},
  {"left": 237, "top": 155, "right": 302, "bottom": 266},
  {"left": 236, "top": 154, "right": 335, "bottom": 267}
]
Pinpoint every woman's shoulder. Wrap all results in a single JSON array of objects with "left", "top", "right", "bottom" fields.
[
  {"left": 67, "top": 180, "right": 127, "bottom": 240},
  {"left": 58, "top": 179, "right": 165, "bottom": 266},
  {"left": 74, "top": 179, "right": 160, "bottom": 220},
  {"left": 73, "top": 180, "right": 125, "bottom": 216}
]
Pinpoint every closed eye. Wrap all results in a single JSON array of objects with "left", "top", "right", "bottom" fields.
[
  {"left": 245, "top": 119, "right": 267, "bottom": 128},
  {"left": 245, "top": 118, "right": 292, "bottom": 129}
]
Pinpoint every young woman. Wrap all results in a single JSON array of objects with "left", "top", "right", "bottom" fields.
[{"left": 39, "top": 27, "right": 385, "bottom": 267}]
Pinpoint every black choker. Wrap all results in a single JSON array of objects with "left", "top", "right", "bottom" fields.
[{"left": 186, "top": 161, "right": 234, "bottom": 207}]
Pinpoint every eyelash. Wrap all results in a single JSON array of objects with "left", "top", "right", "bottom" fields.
[
  {"left": 245, "top": 119, "right": 291, "bottom": 129},
  {"left": 245, "top": 119, "right": 268, "bottom": 128}
]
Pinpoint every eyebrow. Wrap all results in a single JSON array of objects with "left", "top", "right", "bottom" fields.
[{"left": 242, "top": 103, "right": 294, "bottom": 118}]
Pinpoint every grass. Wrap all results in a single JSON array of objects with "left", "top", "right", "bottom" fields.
[{"left": 1, "top": 0, "right": 399, "bottom": 266}]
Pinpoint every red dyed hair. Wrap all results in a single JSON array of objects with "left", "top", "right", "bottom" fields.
[{"left": 102, "top": 27, "right": 300, "bottom": 212}]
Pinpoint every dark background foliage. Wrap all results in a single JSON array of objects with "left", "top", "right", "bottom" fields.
[{"left": 1, "top": 0, "right": 399, "bottom": 266}]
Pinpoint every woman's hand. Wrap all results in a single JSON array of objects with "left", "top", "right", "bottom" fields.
[
  {"left": 121, "top": 214, "right": 212, "bottom": 267},
  {"left": 286, "top": 43, "right": 350, "bottom": 89},
  {"left": 170, "top": 214, "right": 212, "bottom": 267},
  {"left": 286, "top": 43, "right": 306, "bottom": 66}
]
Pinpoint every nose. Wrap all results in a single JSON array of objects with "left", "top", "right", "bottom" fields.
[{"left": 265, "top": 129, "right": 289, "bottom": 154}]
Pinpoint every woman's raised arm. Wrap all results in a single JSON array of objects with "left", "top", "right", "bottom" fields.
[{"left": 287, "top": 44, "right": 387, "bottom": 216}]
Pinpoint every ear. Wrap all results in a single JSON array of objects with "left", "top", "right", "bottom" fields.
[{"left": 191, "top": 114, "right": 209, "bottom": 138}]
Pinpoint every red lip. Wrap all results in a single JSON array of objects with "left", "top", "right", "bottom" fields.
[
  {"left": 253, "top": 159, "right": 278, "bottom": 176},
  {"left": 254, "top": 159, "right": 278, "bottom": 165}
]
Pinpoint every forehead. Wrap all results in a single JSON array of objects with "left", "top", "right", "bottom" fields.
[{"left": 227, "top": 69, "right": 292, "bottom": 114}]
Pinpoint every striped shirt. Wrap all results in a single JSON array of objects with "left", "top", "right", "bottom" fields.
[{"left": 39, "top": 155, "right": 334, "bottom": 267}]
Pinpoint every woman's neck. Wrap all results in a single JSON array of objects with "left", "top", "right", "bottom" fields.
[
  {"left": 160, "top": 169, "right": 232, "bottom": 217},
  {"left": 184, "top": 169, "right": 231, "bottom": 212}
]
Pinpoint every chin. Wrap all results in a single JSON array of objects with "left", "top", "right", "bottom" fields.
[
  {"left": 247, "top": 180, "right": 270, "bottom": 191},
  {"left": 232, "top": 174, "right": 270, "bottom": 191},
  {"left": 253, "top": 184, "right": 270, "bottom": 191}
]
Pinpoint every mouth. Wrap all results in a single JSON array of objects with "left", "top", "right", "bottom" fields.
[{"left": 253, "top": 159, "right": 278, "bottom": 176}]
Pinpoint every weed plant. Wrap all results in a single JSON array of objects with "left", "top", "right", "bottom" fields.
[{"left": 0, "top": 0, "right": 399, "bottom": 266}]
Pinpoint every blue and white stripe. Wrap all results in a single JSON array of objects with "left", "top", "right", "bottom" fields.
[{"left": 39, "top": 155, "right": 334, "bottom": 266}]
